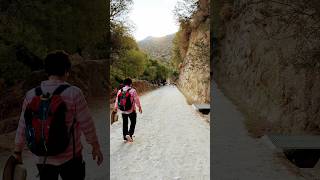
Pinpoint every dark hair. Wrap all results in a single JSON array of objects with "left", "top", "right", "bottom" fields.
[
  {"left": 123, "top": 78, "right": 132, "bottom": 86},
  {"left": 44, "top": 50, "right": 71, "bottom": 76}
]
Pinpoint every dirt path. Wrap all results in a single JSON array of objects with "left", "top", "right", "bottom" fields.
[
  {"left": 110, "top": 85, "right": 210, "bottom": 180},
  {"left": 0, "top": 98, "right": 109, "bottom": 180},
  {"left": 212, "top": 83, "right": 306, "bottom": 180}
]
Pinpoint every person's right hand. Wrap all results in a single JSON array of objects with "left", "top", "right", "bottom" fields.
[
  {"left": 91, "top": 142, "right": 103, "bottom": 166},
  {"left": 139, "top": 107, "right": 142, "bottom": 114},
  {"left": 13, "top": 152, "right": 22, "bottom": 163}
]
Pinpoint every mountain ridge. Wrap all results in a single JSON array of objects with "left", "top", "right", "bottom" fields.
[{"left": 138, "top": 33, "right": 176, "bottom": 62}]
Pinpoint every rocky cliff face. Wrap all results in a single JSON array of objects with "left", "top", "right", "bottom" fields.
[
  {"left": 177, "top": 0, "right": 210, "bottom": 104},
  {"left": 214, "top": 0, "right": 320, "bottom": 134}
]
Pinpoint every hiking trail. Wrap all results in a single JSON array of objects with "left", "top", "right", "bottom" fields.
[{"left": 110, "top": 85, "right": 210, "bottom": 180}]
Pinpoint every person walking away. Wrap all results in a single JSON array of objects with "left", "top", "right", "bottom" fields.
[
  {"left": 114, "top": 78, "right": 142, "bottom": 142},
  {"left": 13, "top": 50, "right": 103, "bottom": 180}
]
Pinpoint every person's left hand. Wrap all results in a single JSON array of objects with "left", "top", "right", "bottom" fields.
[
  {"left": 139, "top": 107, "right": 142, "bottom": 114},
  {"left": 13, "top": 146, "right": 23, "bottom": 163}
]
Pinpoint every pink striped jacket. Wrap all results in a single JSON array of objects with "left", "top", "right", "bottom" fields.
[{"left": 15, "top": 80, "right": 99, "bottom": 165}]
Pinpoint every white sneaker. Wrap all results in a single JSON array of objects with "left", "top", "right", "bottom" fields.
[{"left": 125, "top": 135, "right": 133, "bottom": 142}]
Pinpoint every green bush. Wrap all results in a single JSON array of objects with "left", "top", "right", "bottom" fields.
[{"left": 111, "top": 49, "right": 147, "bottom": 88}]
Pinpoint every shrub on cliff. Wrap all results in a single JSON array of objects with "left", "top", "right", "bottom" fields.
[{"left": 171, "top": 0, "right": 209, "bottom": 71}]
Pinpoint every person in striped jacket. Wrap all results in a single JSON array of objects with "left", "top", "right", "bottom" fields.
[
  {"left": 13, "top": 51, "right": 103, "bottom": 180},
  {"left": 114, "top": 78, "right": 142, "bottom": 142}
]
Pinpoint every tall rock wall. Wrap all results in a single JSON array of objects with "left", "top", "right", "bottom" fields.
[
  {"left": 178, "top": 0, "right": 210, "bottom": 104},
  {"left": 214, "top": 0, "right": 320, "bottom": 134}
]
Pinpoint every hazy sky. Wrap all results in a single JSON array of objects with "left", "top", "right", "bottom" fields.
[{"left": 129, "top": 0, "right": 179, "bottom": 41}]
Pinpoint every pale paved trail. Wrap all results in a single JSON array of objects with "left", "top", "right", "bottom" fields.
[
  {"left": 110, "top": 86, "right": 210, "bottom": 180},
  {"left": 0, "top": 98, "right": 109, "bottom": 180},
  {"left": 212, "top": 83, "right": 306, "bottom": 180}
]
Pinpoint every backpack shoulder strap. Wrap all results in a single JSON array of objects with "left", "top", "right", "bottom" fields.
[
  {"left": 124, "top": 87, "right": 131, "bottom": 91},
  {"left": 52, "top": 84, "right": 71, "bottom": 95},
  {"left": 35, "top": 86, "right": 42, "bottom": 96}
]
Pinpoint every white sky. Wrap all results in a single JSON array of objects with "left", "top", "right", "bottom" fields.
[{"left": 129, "top": 0, "right": 179, "bottom": 41}]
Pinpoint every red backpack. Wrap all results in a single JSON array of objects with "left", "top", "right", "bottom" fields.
[
  {"left": 117, "top": 88, "right": 133, "bottom": 111},
  {"left": 24, "top": 84, "right": 75, "bottom": 157}
]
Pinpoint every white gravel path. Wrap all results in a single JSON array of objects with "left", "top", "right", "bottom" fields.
[
  {"left": 212, "top": 83, "right": 306, "bottom": 180},
  {"left": 1, "top": 83, "right": 306, "bottom": 180},
  {"left": 110, "top": 85, "right": 210, "bottom": 180}
]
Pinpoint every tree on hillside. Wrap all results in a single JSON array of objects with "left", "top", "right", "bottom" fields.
[
  {"left": 110, "top": 23, "right": 139, "bottom": 61},
  {"left": 118, "top": 49, "right": 146, "bottom": 78},
  {"left": 111, "top": 0, "right": 133, "bottom": 23},
  {"left": 174, "top": 0, "right": 199, "bottom": 23},
  {"left": 110, "top": 0, "right": 136, "bottom": 60},
  {"left": 142, "top": 58, "right": 171, "bottom": 82}
]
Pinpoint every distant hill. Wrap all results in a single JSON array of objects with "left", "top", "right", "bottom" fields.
[{"left": 138, "top": 34, "right": 175, "bottom": 62}]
